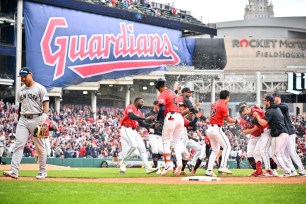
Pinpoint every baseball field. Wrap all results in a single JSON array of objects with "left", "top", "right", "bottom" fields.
[{"left": 1, "top": 164, "right": 305, "bottom": 204}]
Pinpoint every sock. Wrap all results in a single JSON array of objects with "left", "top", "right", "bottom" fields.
[
  {"left": 256, "top": 161, "right": 262, "bottom": 173},
  {"left": 163, "top": 153, "right": 172, "bottom": 168},
  {"left": 270, "top": 158, "right": 277, "bottom": 170},
  {"left": 194, "top": 158, "right": 202, "bottom": 171},
  {"left": 247, "top": 157, "right": 256, "bottom": 170},
  {"left": 152, "top": 153, "right": 159, "bottom": 168},
  {"left": 172, "top": 158, "right": 177, "bottom": 170},
  {"left": 181, "top": 160, "right": 188, "bottom": 171},
  {"left": 217, "top": 156, "right": 222, "bottom": 168}
]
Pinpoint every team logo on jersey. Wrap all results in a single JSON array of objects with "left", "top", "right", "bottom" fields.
[{"left": 40, "top": 18, "right": 180, "bottom": 81}]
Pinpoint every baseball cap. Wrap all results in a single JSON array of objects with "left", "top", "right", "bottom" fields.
[
  {"left": 153, "top": 100, "right": 159, "bottom": 105},
  {"left": 272, "top": 92, "right": 281, "bottom": 98},
  {"left": 181, "top": 87, "right": 194, "bottom": 93},
  {"left": 263, "top": 95, "right": 274, "bottom": 103},
  {"left": 178, "top": 101, "right": 185, "bottom": 106},
  {"left": 18, "top": 67, "right": 32, "bottom": 77}
]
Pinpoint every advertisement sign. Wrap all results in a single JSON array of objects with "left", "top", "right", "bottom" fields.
[{"left": 24, "top": 1, "right": 195, "bottom": 88}]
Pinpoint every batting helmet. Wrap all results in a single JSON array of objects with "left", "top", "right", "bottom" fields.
[{"left": 155, "top": 78, "right": 166, "bottom": 89}]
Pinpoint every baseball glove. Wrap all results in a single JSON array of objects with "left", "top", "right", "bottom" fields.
[{"left": 33, "top": 122, "right": 50, "bottom": 138}]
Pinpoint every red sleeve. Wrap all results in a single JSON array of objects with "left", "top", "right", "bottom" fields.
[{"left": 183, "top": 117, "right": 190, "bottom": 127}]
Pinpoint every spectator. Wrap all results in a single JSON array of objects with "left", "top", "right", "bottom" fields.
[{"left": 1, "top": 100, "right": 306, "bottom": 168}]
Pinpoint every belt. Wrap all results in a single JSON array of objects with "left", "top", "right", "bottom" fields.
[
  {"left": 22, "top": 114, "right": 42, "bottom": 119},
  {"left": 211, "top": 124, "right": 221, "bottom": 127},
  {"left": 124, "top": 126, "right": 135, "bottom": 130}
]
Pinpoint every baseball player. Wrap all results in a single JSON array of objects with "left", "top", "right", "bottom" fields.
[
  {"left": 3, "top": 67, "right": 49, "bottom": 179},
  {"left": 178, "top": 87, "right": 207, "bottom": 121},
  {"left": 238, "top": 102, "right": 257, "bottom": 172},
  {"left": 155, "top": 78, "right": 185, "bottom": 176},
  {"left": 239, "top": 105, "right": 269, "bottom": 176},
  {"left": 119, "top": 97, "right": 158, "bottom": 174},
  {"left": 145, "top": 100, "right": 163, "bottom": 169},
  {"left": 253, "top": 95, "right": 292, "bottom": 176},
  {"left": 190, "top": 135, "right": 209, "bottom": 175},
  {"left": 178, "top": 101, "right": 204, "bottom": 175},
  {"left": 205, "top": 90, "right": 238, "bottom": 176},
  {"left": 273, "top": 93, "right": 306, "bottom": 176},
  {"left": 0, "top": 132, "right": 6, "bottom": 165}
]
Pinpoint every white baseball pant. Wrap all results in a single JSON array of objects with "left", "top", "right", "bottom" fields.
[
  {"left": 148, "top": 134, "right": 163, "bottom": 155},
  {"left": 120, "top": 126, "right": 151, "bottom": 169},
  {"left": 186, "top": 139, "right": 202, "bottom": 166},
  {"left": 206, "top": 125, "right": 231, "bottom": 170},
  {"left": 257, "top": 129, "right": 272, "bottom": 170},
  {"left": 271, "top": 133, "right": 291, "bottom": 173},
  {"left": 247, "top": 135, "right": 261, "bottom": 162},
  {"left": 285, "top": 134, "right": 304, "bottom": 171},
  {"left": 171, "top": 136, "right": 189, "bottom": 167},
  {"left": 162, "top": 112, "right": 185, "bottom": 167}
]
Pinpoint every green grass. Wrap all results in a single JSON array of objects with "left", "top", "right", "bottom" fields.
[{"left": 1, "top": 168, "right": 305, "bottom": 204}]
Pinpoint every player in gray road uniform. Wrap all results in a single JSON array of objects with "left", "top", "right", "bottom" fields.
[
  {"left": 3, "top": 67, "right": 49, "bottom": 179},
  {"left": 0, "top": 132, "right": 6, "bottom": 165}
]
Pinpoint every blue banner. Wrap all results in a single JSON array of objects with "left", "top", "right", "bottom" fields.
[{"left": 23, "top": 1, "right": 194, "bottom": 89}]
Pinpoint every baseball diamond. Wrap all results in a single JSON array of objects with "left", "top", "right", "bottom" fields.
[{"left": 0, "top": 0, "right": 306, "bottom": 203}]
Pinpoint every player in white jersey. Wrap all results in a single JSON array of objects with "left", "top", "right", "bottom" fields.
[{"left": 3, "top": 67, "right": 49, "bottom": 179}]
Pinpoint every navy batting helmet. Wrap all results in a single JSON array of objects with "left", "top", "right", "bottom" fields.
[{"left": 155, "top": 78, "right": 166, "bottom": 89}]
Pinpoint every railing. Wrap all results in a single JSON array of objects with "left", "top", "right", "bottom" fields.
[{"left": 75, "top": 0, "right": 206, "bottom": 26}]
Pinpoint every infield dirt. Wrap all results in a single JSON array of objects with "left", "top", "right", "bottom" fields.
[{"left": 1, "top": 164, "right": 306, "bottom": 184}]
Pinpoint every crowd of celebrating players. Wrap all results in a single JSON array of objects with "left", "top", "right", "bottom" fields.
[{"left": 0, "top": 92, "right": 305, "bottom": 176}]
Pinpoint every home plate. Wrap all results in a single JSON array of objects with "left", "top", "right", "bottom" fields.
[{"left": 182, "top": 176, "right": 221, "bottom": 182}]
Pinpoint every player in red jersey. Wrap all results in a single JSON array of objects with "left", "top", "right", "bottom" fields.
[
  {"left": 240, "top": 105, "right": 267, "bottom": 176},
  {"left": 155, "top": 78, "right": 185, "bottom": 176},
  {"left": 119, "top": 97, "right": 158, "bottom": 174},
  {"left": 205, "top": 90, "right": 238, "bottom": 176}
]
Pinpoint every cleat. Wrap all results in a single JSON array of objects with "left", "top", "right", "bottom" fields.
[
  {"left": 291, "top": 170, "right": 298, "bottom": 177},
  {"left": 272, "top": 169, "right": 279, "bottom": 177},
  {"left": 282, "top": 171, "right": 296, "bottom": 177},
  {"left": 161, "top": 165, "right": 173, "bottom": 176},
  {"left": 205, "top": 170, "right": 217, "bottom": 177},
  {"left": 282, "top": 172, "right": 292, "bottom": 177},
  {"left": 36, "top": 172, "right": 47, "bottom": 180},
  {"left": 119, "top": 170, "right": 126, "bottom": 174},
  {"left": 190, "top": 170, "right": 196, "bottom": 175},
  {"left": 187, "top": 164, "right": 194, "bottom": 172},
  {"left": 262, "top": 170, "right": 273, "bottom": 177},
  {"left": 298, "top": 170, "right": 306, "bottom": 177},
  {"left": 3, "top": 170, "right": 18, "bottom": 179},
  {"left": 156, "top": 169, "right": 161, "bottom": 175},
  {"left": 146, "top": 167, "right": 158, "bottom": 174},
  {"left": 218, "top": 168, "right": 233, "bottom": 175},
  {"left": 250, "top": 171, "right": 263, "bottom": 177}
]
